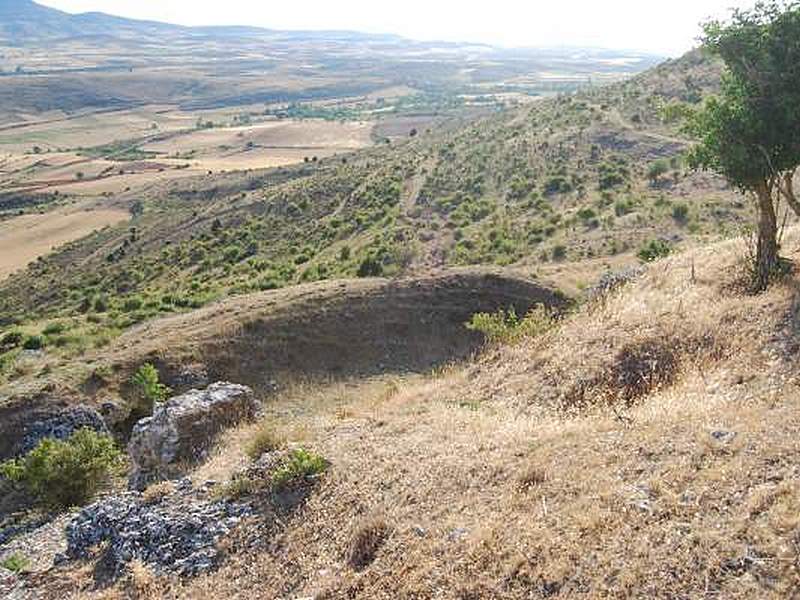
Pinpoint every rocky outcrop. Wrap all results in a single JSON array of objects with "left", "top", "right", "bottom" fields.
[
  {"left": 12, "top": 405, "right": 109, "bottom": 457},
  {"left": 63, "top": 479, "right": 251, "bottom": 577},
  {"left": 127, "top": 382, "right": 257, "bottom": 490}
]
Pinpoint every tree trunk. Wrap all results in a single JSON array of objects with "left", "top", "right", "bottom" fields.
[{"left": 754, "top": 182, "right": 778, "bottom": 291}]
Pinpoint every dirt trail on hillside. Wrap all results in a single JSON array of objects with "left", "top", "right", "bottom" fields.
[{"left": 0, "top": 202, "right": 129, "bottom": 281}]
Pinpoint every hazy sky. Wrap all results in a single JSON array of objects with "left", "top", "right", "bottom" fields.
[{"left": 38, "top": 0, "right": 756, "bottom": 56}]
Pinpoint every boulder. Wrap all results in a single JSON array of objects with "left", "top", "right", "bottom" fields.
[
  {"left": 128, "top": 382, "right": 257, "bottom": 490},
  {"left": 13, "top": 405, "right": 110, "bottom": 457}
]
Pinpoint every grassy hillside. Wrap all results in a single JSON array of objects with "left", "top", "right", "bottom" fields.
[
  {"left": 0, "top": 48, "right": 754, "bottom": 376},
  {"left": 28, "top": 225, "right": 800, "bottom": 599}
]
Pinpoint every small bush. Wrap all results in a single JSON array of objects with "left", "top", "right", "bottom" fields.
[
  {"left": 272, "top": 448, "right": 328, "bottom": 489},
  {"left": 1, "top": 553, "right": 30, "bottom": 573},
  {"left": 552, "top": 245, "right": 567, "bottom": 261},
  {"left": 217, "top": 475, "right": 259, "bottom": 501},
  {"left": 131, "top": 363, "right": 170, "bottom": 406},
  {"left": 0, "top": 331, "right": 23, "bottom": 349},
  {"left": 637, "top": 239, "right": 672, "bottom": 263},
  {"left": 466, "top": 305, "right": 554, "bottom": 345},
  {"left": 42, "top": 322, "right": 67, "bottom": 336},
  {"left": 672, "top": 203, "right": 690, "bottom": 224},
  {"left": 142, "top": 481, "right": 175, "bottom": 505},
  {"left": 22, "top": 335, "right": 45, "bottom": 350},
  {"left": 347, "top": 517, "right": 391, "bottom": 570},
  {"left": 93, "top": 296, "right": 109, "bottom": 313},
  {"left": 246, "top": 422, "right": 287, "bottom": 459},
  {"left": 0, "top": 428, "right": 123, "bottom": 509}
]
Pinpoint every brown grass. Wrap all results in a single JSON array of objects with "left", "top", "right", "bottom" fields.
[{"left": 34, "top": 233, "right": 800, "bottom": 598}]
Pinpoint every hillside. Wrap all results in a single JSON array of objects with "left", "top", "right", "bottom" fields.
[
  {"left": 7, "top": 224, "right": 800, "bottom": 599},
  {"left": 3, "top": 10, "right": 800, "bottom": 594},
  {"left": 0, "top": 47, "right": 742, "bottom": 376}
]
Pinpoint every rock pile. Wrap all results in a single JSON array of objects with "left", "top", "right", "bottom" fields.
[
  {"left": 13, "top": 405, "right": 109, "bottom": 456},
  {"left": 128, "top": 382, "right": 257, "bottom": 490},
  {"left": 64, "top": 479, "right": 251, "bottom": 577},
  {"left": 586, "top": 266, "right": 646, "bottom": 300}
]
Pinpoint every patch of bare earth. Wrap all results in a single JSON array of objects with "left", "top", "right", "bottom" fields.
[{"left": 0, "top": 201, "right": 129, "bottom": 281}]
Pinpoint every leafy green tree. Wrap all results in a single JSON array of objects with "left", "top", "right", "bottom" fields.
[
  {"left": 687, "top": 1, "right": 800, "bottom": 289},
  {"left": 131, "top": 363, "right": 170, "bottom": 406}
]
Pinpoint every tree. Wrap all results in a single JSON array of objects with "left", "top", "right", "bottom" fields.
[
  {"left": 687, "top": 1, "right": 800, "bottom": 289},
  {"left": 647, "top": 159, "right": 670, "bottom": 186}
]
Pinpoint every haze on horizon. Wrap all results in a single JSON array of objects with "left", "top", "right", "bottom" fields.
[{"left": 37, "top": 0, "right": 755, "bottom": 56}]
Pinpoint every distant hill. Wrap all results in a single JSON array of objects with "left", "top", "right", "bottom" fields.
[
  {"left": 0, "top": 0, "right": 413, "bottom": 45},
  {"left": 0, "top": 0, "right": 186, "bottom": 42}
]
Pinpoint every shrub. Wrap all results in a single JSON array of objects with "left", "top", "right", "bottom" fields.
[
  {"left": 0, "top": 331, "right": 23, "bottom": 349},
  {"left": 0, "top": 428, "right": 123, "bottom": 509},
  {"left": 357, "top": 255, "right": 383, "bottom": 277},
  {"left": 647, "top": 159, "right": 670, "bottom": 185},
  {"left": 246, "top": 422, "right": 287, "bottom": 459},
  {"left": 1, "top": 553, "right": 30, "bottom": 574},
  {"left": 272, "top": 448, "right": 328, "bottom": 489},
  {"left": 672, "top": 203, "right": 690, "bottom": 224},
  {"left": 466, "top": 305, "right": 554, "bottom": 345},
  {"left": 217, "top": 475, "right": 259, "bottom": 500},
  {"left": 93, "top": 295, "right": 109, "bottom": 313},
  {"left": 42, "top": 322, "right": 67, "bottom": 336},
  {"left": 131, "top": 363, "right": 170, "bottom": 406},
  {"left": 552, "top": 245, "right": 567, "bottom": 261},
  {"left": 122, "top": 297, "right": 143, "bottom": 312},
  {"left": 22, "top": 335, "right": 45, "bottom": 350},
  {"left": 637, "top": 239, "right": 672, "bottom": 263},
  {"left": 347, "top": 517, "right": 391, "bottom": 570}
]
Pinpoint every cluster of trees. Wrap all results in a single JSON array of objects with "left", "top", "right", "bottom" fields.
[{"left": 689, "top": 1, "right": 800, "bottom": 289}]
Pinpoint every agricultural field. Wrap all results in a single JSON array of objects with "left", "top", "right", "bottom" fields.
[{"left": 0, "top": 198, "right": 128, "bottom": 280}]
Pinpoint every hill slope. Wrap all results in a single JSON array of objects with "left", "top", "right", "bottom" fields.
[
  {"left": 19, "top": 225, "right": 800, "bottom": 600},
  {"left": 0, "top": 48, "right": 742, "bottom": 373}
]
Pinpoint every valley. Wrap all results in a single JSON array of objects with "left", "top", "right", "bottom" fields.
[{"left": 1, "top": 1, "right": 800, "bottom": 599}]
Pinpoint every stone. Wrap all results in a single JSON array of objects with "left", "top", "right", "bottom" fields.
[
  {"left": 172, "top": 364, "right": 210, "bottom": 390},
  {"left": 13, "top": 405, "right": 109, "bottom": 457},
  {"left": 711, "top": 430, "right": 737, "bottom": 443},
  {"left": 64, "top": 481, "right": 252, "bottom": 578},
  {"left": 128, "top": 382, "right": 257, "bottom": 490},
  {"left": 586, "top": 266, "right": 646, "bottom": 300}
]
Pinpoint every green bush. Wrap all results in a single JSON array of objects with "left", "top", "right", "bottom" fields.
[
  {"left": 637, "top": 239, "right": 672, "bottom": 263},
  {"left": 466, "top": 305, "right": 554, "bottom": 345},
  {"left": 0, "top": 428, "right": 123, "bottom": 509},
  {"left": 672, "top": 203, "right": 690, "bottom": 224},
  {"left": 131, "top": 363, "right": 170, "bottom": 405},
  {"left": 1, "top": 553, "right": 30, "bottom": 573},
  {"left": 22, "top": 335, "right": 45, "bottom": 350},
  {"left": 42, "top": 322, "right": 67, "bottom": 336},
  {"left": 272, "top": 448, "right": 328, "bottom": 489}
]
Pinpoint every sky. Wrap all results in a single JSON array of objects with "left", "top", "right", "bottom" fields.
[{"left": 38, "top": 0, "right": 757, "bottom": 56}]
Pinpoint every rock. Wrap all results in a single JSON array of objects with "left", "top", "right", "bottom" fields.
[
  {"left": 711, "top": 430, "right": 737, "bottom": 443},
  {"left": 586, "top": 266, "right": 646, "bottom": 300},
  {"left": 13, "top": 405, "right": 109, "bottom": 457},
  {"left": 64, "top": 481, "right": 252, "bottom": 578},
  {"left": 128, "top": 382, "right": 257, "bottom": 490},
  {"left": 0, "top": 567, "right": 18, "bottom": 597},
  {"left": 172, "top": 364, "right": 210, "bottom": 390}
]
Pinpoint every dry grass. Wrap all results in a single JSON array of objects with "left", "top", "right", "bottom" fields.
[
  {"left": 38, "top": 233, "right": 800, "bottom": 598},
  {"left": 0, "top": 200, "right": 129, "bottom": 281}
]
